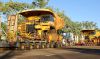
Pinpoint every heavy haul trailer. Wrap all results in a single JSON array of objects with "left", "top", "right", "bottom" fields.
[{"left": 7, "top": 9, "right": 64, "bottom": 49}]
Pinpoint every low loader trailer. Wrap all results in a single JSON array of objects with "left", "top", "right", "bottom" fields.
[{"left": 6, "top": 9, "right": 64, "bottom": 49}]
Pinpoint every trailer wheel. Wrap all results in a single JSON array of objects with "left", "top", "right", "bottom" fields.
[
  {"left": 30, "top": 43, "right": 33, "bottom": 49},
  {"left": 20, "top": 43, "right": 25, "bottom": 50},
  {"left": 46, "top": 43, "right": 50, "bottom": 48},
  {"left": 37, "top": 44, "right": 39, "bottom": 49}
]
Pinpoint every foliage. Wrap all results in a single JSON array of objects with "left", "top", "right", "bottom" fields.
[
  {"left": 32, "top": 0, "right": 50, "bottom": 8},
  {"left": 0, "top": 1, "right": 3, "bottom": 12},
  {"left": 80, "top": 21, "right": 97, "bottom": 30},
  {"left": 1, "top": 0, "right": 35, "bottom": 15},
  {"left": 1, "top": 22, "right": 7, "bottom": 32}
]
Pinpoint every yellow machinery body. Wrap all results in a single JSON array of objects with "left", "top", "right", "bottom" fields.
[
  {"left": 16, "top": 9, "right": 64, "bottom": 48},
  {"left": 81, "top": 30, "right": 100, "bottom": 45}
]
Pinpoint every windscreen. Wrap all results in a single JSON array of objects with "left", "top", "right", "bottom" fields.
[{"left": 41, "top": 15, "right": 54, "bottom": 22}]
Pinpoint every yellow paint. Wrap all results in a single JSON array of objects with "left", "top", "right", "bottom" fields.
[
  {"left": 38, "top": 30, "right": 42, "bottom": 37},
  {"left": 48, "top": 34, "right": 52, "bottom": 42},
  {"left": 27, "top": 16, "right": 40, "bottom": 21},
  {"left": 94, "top": 31, "right": 100, "bottom": 37},
  {"left": 54, "top": 13, "right": 64, "bottom": 30},
  {"left": 81, "top": 30, "right": 100, "bottom": 44},
  {"left": 35, "top": 25, "right": 41, "bottom": 29}
]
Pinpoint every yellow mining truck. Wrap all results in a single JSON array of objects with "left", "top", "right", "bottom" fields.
[
  {"left": 81, "top": 30, "right": 100, "bottom": 46},
  {"left": 7, "top": 9, "right": 64, "bottom": 49}
]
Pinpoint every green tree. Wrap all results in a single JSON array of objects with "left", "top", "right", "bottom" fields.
[
  {"left": 32, "top": 0, "right": 50, "bottom": 8},
  {"left": 0, "top": 0, "right": 35, "bottom": 24},
  {"left": 1, "top": 0, "right": 34, "bottom": 15},
  {"left": 1, "top": 22, "right": 7, "bottom": 33},
  {"left": 0, "top": 1, "right": 3, "bottom": 12},
  {"left": 81, "top": 21, "right": 97, "bottom": 30}
]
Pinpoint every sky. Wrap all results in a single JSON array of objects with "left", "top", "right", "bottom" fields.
[{"left": 1, "top": 0, "right": 100, "bottom": 28}]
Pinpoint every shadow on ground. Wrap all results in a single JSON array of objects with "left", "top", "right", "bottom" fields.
[
  {"left": 0, "top": 48, "right": 26, "bottom": 59},
  {"left": 0, "top": 50, "right": 15, "bottom": 59},
  {"left": 64, "top": 47, "right": 100, "bottom": 55}
]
